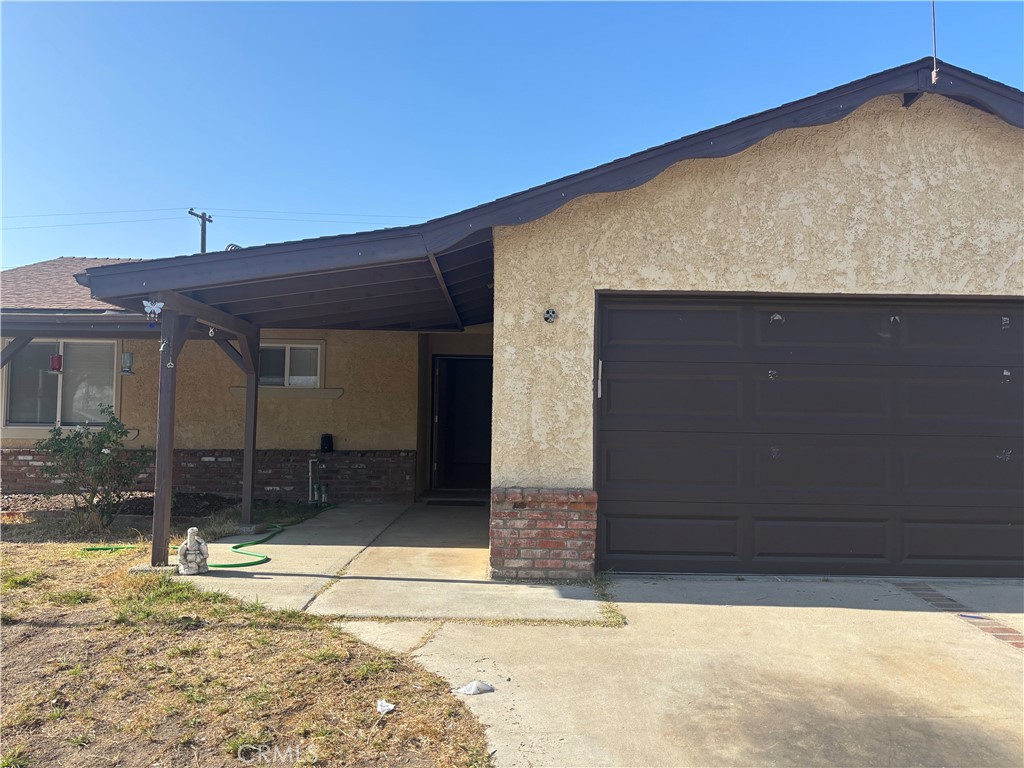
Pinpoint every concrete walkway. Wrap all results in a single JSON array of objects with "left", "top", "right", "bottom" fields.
[
  {"left": 308, "top": 503, "right": 602, "bottom": 621},
  {"left": 200, "top": 502, "right": 603, "bottom": 622},
  {"left": 200, "top": 503, "right": 408, "bottom": 611}
]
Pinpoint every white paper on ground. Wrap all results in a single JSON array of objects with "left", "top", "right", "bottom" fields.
[{"left": 454, "top": 680, "right": 495, "bottom": 695}]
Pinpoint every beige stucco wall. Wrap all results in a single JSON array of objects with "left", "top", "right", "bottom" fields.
[
  {"left": 2, "top": 330, "right": 419, "bottom": 451},
  {"left": 491, "top": 93, "right": 1024, "bottom": 488}
]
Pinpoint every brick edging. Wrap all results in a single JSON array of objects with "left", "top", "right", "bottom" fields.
[
  {"left": 894, "top": 582, "right": 1024, "bottom": 651},
  {"left": 489, "top": 487, "right": 597, "bottom": 580}
]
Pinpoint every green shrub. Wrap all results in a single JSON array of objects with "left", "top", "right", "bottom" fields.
[{"left": 34, "top": 404, "right": 153, "bottom": 530}]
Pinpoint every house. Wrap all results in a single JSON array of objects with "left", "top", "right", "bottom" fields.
[{"left": 3, "top": 58, "right": 1022, "bottom": 579}]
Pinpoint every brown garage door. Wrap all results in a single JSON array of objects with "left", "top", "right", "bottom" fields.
[{"left": 596, "top": 296, "right": 1024, "bottom": 576}]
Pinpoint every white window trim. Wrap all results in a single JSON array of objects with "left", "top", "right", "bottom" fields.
[
  {"left": 258, "top": 341, "right": 324, "bottom": 389},
  {"left": 0, "top": 338, "right": 123, "bottom": 439}
]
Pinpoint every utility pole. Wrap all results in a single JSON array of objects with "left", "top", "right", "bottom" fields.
[{"left": 188, "top": 208, "right": 213, "bottom": 253}]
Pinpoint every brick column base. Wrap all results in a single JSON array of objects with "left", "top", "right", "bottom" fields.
[{"left": 489, "top": 487, "right": 597, "bottom": 580}]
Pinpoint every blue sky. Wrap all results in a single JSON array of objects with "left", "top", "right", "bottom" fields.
[{"left": 2, "top": 2, "right": 1021, "bottom": 269}]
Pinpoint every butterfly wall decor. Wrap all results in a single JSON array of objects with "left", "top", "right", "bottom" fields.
[{"left": 143, "top": 300, "right": 164, "bottom": 328}]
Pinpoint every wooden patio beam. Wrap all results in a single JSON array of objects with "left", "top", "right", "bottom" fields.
[
  {"left": 153, "top": 289, "right": 255, "bottom": 338},
  {"left": 236, "top": 329, "right": 259, "bottom": 376},
  {"left": 426, "top": 252, "right": 464, "bottom": 331},
  {"left": 171, "top": 315, "right": 195, "bottom": 361},
  {"left": 0, "top": 337, "right": 33, "bottom": 370},
  {"left": 212, "top": 337, "right": 246, "bottom": 372}
]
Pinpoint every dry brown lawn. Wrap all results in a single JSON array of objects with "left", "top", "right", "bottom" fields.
[{"left": 0, "top": 512, "right": 491, "bottom": 767}]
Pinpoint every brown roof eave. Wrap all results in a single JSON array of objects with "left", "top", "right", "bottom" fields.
[{"left": 0, "top": 311, "right": 206, "bottom": 340}]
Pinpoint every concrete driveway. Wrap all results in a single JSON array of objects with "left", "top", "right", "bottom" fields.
[
  {"left": 192, "top": 505, "right": 1024, "bottom": 767},
  {"left": 349, "top": 576, "right": 1024, "bottom": 768}
]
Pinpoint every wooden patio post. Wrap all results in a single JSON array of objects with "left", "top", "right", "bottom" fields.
[
  {"left": 151, "top": 309, "right": 194, "bottom": 567},
  {"left": 239, "top": 331, "right": 260, "bottom": 526}
]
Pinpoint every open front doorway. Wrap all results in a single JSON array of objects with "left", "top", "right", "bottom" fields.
[{"left": 431, "top": 355, "right": 492, "bottom": 492}]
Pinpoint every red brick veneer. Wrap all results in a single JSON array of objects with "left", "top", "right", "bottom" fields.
[
  {"left": 489, "top": 487, "right": 597, "bottom": 580},
  {"left": 1, "top": 448, "right": 414, "bottom": 504}
]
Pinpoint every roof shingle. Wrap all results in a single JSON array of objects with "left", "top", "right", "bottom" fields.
[{"left": 1, "top": 257, "right": 144, "bottom": 311}]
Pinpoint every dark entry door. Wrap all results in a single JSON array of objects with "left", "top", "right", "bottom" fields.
[
  {"left": 596, "top": 295, "right": 1024, "bottom": 577},
  {"left": 432, "top": 356, "right": 492, "bottom": 491}
]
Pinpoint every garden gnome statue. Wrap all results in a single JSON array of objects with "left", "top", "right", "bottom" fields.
[{"left": 177, "top": 527, "right": 209, "bottom": 575}]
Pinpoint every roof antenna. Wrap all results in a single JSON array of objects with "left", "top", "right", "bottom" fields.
[{"left": 931, "top": 0, "right": 940, "bottom": 84}]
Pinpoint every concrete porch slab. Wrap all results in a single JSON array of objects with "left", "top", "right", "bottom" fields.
[
  {"left": 193, "top": 503, "right": 409, "bottom": 611},
  {"left": 307, "top": 504, "right": 604, "bottom": 622}
]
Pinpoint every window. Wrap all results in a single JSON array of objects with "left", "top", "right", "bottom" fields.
[
  {"left": 258, "top": 344, "right": 321, "bottom": 388},
  {"left": 5, "top": 341, "right": 116, "bottom": 426}
]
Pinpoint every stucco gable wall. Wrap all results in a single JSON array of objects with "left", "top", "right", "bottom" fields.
[{"left": 491, "top": 93, "right": 1024, "bottom": 488}]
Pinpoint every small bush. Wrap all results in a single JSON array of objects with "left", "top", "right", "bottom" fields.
[{"left": 34, "top": 405, "right": 153, "bottom": 530}]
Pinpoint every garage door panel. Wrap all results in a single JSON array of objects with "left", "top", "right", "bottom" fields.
[
  {"left": 903, "top": 521, "right": 1024, "bottom": 562},
  {"left": 600, "top": 366, "right": 744, "bottom": 428},
  {"left": 601, "top": 433, "right": 743, "bottom": 494},
  {"left": 753, "top": 519, "right": 889, "bottom": 560},
  {"left": 902, "top": 306, "right": 1024, "bottom": 364},
  {"left": 600, "top": 430, "right": 1023, "bottom": 508},
  {"left": 603, "top": 514, "right": 739, "bottom": 556},
  {"left": 602, "top": 362, "right": 1023, "bottom": 436},
  {"left": 600, "top": 302, "right": 744, "bottom": 361},
  {"left": 753, "top": 442, "right": 891, "bottom": 494},
  {"left": 903, "top": 442, "right": 1024, "bottom": 498},
  {"left": 754, "top": 305, "right": 894, "bottom": 352},
  {"left": 755, "top": 372, "right": 890, "bottom": 423},
  {"left": 902, "top": 367, "right": 1024, "bottom": 434},
  {"left": 600, "top": 502, "right": 1023, "bottom": 576},
  {"left": 601, "top": 300, "right": 1023, "bottom": 366}
]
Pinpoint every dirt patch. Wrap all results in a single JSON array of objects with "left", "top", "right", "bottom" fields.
[
  {"left": 0, "top": 534, "right": 491, "bottom": 767},
  {"left": 1, "top": 492, "right": 238, "bottom": 519}
]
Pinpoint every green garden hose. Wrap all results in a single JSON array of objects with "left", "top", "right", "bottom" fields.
[
  {"left": 80, "top": 522, "right": 287, "bottom": 568},
  {"left": 208, "top": 523, "right": 284, "bottom": 568}
]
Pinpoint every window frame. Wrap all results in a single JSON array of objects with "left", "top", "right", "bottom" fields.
[
  {"left": 257, "top": 341, "right": 324, "bottom": 389},
  {"left": 1, "top": 338, "right": 121, "bottom": 436}
]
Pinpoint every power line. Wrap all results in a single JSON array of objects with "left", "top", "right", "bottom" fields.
[
  {"left": 1, "top": 206, "right": 427, "bottom": 220},
  {"left": 2, "top": 213, "right": 417, "bottom": 231},
  {"left": 0, "top": 207, "right": 182, "bottom": 219},
  {"left": 1, "top": 216, "right": 183, "bottom": 231},
  {"left": 200, "top": 207, "right": 425, "bottom": 219}
]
